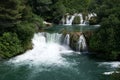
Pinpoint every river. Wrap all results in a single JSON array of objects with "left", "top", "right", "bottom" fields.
[{"left": 0, "top": 25, "right": 120, "bottom": 80}]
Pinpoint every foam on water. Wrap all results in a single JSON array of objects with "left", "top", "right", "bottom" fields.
[
  {"left": 8, "top": 33, "right": 75, "bottom": 67},
  {"left": 98, "top": 62, "right": 120, "bottom": 68},
  {"left": 103, "top": 71, "right": 120, "bottom": 75}
]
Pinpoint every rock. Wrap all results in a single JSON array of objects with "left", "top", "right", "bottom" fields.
[{"left": 43, "top": 21, "right": 52, "bottom": 26}]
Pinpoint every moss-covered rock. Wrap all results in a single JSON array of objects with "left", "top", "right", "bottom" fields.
[
  {"left": 73, "top": 16, "right": 80, "bottom": 24},
  {"left": 89, "top": 16, "right": 98, "bottom": 25},
  {"left": 69, "top": 32, "right": 81, "bottom": 51},
  {"left": 62, "top": 30, "right": 94, "bottom": 52}
]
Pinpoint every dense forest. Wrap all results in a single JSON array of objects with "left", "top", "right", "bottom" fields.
[
  {"left": 89, "top": 0, "right": 120, "bottom": 61},
  {"left": 0, "top": 0, "right": 44, "bottom": 58},
  {"left": 0, "top": 0, "right": 120, "bottom": 60}
]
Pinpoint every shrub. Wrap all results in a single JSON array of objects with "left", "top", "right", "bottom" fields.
[
  {"left": 0, "top": 32, "right": 23, "bottom": 58},
  {"left": 15, "top": 22, "right": 35, "bottom": 49}
]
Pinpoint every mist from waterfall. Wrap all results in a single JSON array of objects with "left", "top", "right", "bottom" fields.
[
  {"left": 8, "top": 33, "right": 74, "bottom": 66},
  {"left": 8, "top": 32, "right": 88, "bottom": 66}
]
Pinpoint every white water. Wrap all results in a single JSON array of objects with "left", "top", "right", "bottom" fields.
[
  {"left": 78, "top": 34, "right": 87, "bottom": 51},
  {"left": 103, "top": 71, "right": 120, "bottom": 75},
  {"left": 88, "top": 13, "right": 96, "bottom": 20},
  {"left": 66, "top": 15, "right": 75, "bottom": 25},
  {"left": 64, "top": 34, "right": 70, "bottom": 46},
  {"left": 8, "top": 33, "right": 74, "bottom": 67},
  {"left": 99, "top": 62, "right": 120, "bottom": 68},
  {"left": 62, "top": 13, "right": 97, "bottom": 25}
]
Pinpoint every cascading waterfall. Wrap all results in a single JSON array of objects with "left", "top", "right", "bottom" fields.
[
  {"left": 62, "top": 13, "right": 97, "bottom": 25},
  {"left": 66, "top": 15, "right": 75, "bottom": 25},
  {"left": 88, "top": 13, "right": 97, "bottom": 20},
  {"left": 8, "top": 32, "right": 88, "bottom": 67},
  {"left": 45, "top": 33, "right": 62, "bottom": 44},
  {"left": 63, "top": 34, "right": 70, "bottom": 46},
  {"left": 78, "top": 34, "right": 87, "bottom": 51},
  {"left": 9, "top": 32, "right": 74, "bottom": 66}
]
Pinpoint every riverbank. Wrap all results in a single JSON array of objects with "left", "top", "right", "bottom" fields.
[{"left": 0, "top": 32, "right": 120, "bottom": 80}]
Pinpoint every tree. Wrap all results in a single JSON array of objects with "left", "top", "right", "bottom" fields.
[
  {"left": 89, "top": 0, "right": 120, "bottom": 60},
  {"left": 0, "top": 0, "right": 24, "bottom": 28},
  {"left": 0, "top": 32, "right": 23, "bottom": 58}
]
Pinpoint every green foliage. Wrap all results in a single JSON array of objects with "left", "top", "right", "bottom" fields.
[
  {"left": 61, "top": 0, "right": 90, "bottom": 12},
  {"left": 15, "top": 22, "right": 35, "bottom": 49},
  {"left": 0, "top": 0, "right": 24, "bottom": 28},
  {"left": 89, "top": 0, "right": 120, "bottom": 60},
  {"left": 0, "top": 32, "right": 23, "bottom": 58},
  {"left": 0, "top": 0, "right": 45, "bottom": 58},
  {"left": 89, "top": 17, "right": 98, "bottom": 25},
  {"left": 73, "top": 16, "right": 80, "bottom": 24},
  {"left": 51, "top": 1, "right": 66, "bottom": 23},
  {"left": 28, "top": 0, "right": 91, "bottom": 23},
  {"left": 110, "top": 70, "right": 120, "bottom": 80},
  {"left": 32, "top": 14, "right": 45, "bottom": 29},
  {"left": 28, "top": 0, "right": 52, "bottom": 16}
]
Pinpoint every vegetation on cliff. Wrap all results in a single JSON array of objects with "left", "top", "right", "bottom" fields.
[
  {"left": 0, "top": 0, "right": 43, "bottom": 58},
  {"left": 89, "top": 0, "right": 120, "bottom": 60}
]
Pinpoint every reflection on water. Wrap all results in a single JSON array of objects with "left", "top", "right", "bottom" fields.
[{"left": 44, "top": 25, "right": 100, "bottom": 32}]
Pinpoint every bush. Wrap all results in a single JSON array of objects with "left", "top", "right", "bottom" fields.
[
  {"left": 31, "top": 14, "right": 45, "bottom": 29},
  {"left": 0, "top": 32, "right": 23, "bottom": 58},
  {"left": 15, "top": 22, "right": 35, "bottom": 49},
  {"left": 89, "top": 14, "right": 120, "bottom": 60}
]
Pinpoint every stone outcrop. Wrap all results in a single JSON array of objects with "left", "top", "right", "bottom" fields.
[
  {"left": 43, "top": 21, "right": 52, "bottom": 26},
  {"left": 62, "top": 31, "right": 93, "bottom": 52}
]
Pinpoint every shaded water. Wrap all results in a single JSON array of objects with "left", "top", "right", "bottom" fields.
[
  {"left": 0, "top": 32, "right": 120, "bottom": 80},
  {"left": 0, "top": 53, "right": 120, "bottom": 80},
  {"left": 44, "top": 25, "right": 100, "bottom": 32}
]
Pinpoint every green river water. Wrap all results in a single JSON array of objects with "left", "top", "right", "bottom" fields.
[{"left": 0, "top": 25, "right": 119, "bottom": 80}]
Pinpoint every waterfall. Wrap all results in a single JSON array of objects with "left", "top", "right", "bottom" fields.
[
  {"left": 62, "top": 13, "right": 97, "bottom": 25},
  {"left": 64, "top": 34, "right": 70, "bottom": 46},
  {"left": 88, "top": 13, "right": 97, "bottom": 20},
  {"left": 9, "top": 32, "right": 74, "bottom": 66},
  {"left": 45, "top": 33, "right": 62, "bottom": 44},
  {"left": 66, "top": 15, "right": 75, "bottom": 25},
  {"left": 78, "top": 34, "right": 87, "bottom": 51}
]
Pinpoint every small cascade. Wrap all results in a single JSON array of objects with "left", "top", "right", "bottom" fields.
[
  {"left": 62, "top": 13, "right": 97, "bottom": 25},
  {"left": 64, "top": 34, "right": 70, "bottom": 46},
  {"left": 66, "top": 15, "right": 70, "bottom": 25},
  {"left": 45, "top": 33, "right": 62, "bottom": 44},
  {"left": 9, "top": 32, "right": 74, "bottom": 66},
  {"left": 78, "top": 34, "right": 87, "bottom": 51},
  {"left": 9, "top": 32, "right": 88, "bottom": 66},
  {"left": 66, "top": 15, "right": 75, "bottom": 25},
  {"left": 88, "top": 13, "right": 97, "bottom": 20}
]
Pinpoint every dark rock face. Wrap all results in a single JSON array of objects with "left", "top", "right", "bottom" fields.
[{"left": 70, "top": 32, "right": 81, "bottom": 51}]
